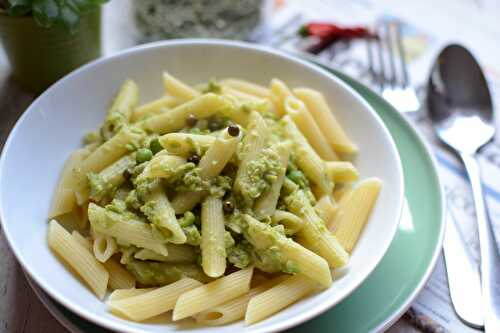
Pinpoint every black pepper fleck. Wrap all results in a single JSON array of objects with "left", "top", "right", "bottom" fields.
[
  {"left": 223, "top": 200, "right": 234, "bottom": 213},
  {"left": 227, "top": 124, "right": 240, "bottom": 137},
  {"left": 187, "top": 154, "right": 200, "bottom": 165},
  {"left": 186, "top": 114, "right": 197, "bottom": 127}
]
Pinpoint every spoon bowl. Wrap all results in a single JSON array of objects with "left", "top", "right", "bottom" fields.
[{"left": 427, "top": 44, "right": 494, "bottom": 153}]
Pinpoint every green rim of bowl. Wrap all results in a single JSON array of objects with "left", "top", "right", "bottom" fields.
[{"left": 28, "top": 67, "right": 445, "bottom": 333}]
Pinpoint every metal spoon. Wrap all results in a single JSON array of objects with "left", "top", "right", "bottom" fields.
[{"left": 427, "top": 44, "right": 500, "bottom": 332}]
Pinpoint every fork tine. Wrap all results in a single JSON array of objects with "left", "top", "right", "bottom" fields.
[
  {"left": 375, "top": 24, "right": 387, "bottom": 91},
  {"left": 394, "top": 21, "right": 409, "bottom": 87},
  {"left": 384, "top": 21, "right": 398, "bottom": 88}
]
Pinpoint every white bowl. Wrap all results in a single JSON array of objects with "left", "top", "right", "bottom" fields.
[{"left": 0, "top": 40, "right": 404, "bottom": 333}]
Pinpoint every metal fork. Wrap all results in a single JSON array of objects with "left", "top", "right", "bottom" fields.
[{"left": 367, "top": 20, "right": 421, "bottom": 113}]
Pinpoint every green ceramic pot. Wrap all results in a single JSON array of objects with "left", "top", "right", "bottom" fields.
[{"left": 0, "top": 8, "right": 102, "bottom": 93}]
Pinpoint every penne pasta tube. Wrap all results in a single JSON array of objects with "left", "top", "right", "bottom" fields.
[
  {"left": 293, "top": 87, "right": 357, "bottom": 153},
  {"left": 269, "top": 78, "right": 293, "bottom": 117},
  {"left": 245, "top": 274, "right": 318, "bottom": 325},
  {"left": 220, "top": 78, "right": 271, "bottom": 98},
  {"left": 284, "top": 95, "right": 338, "bottom": 161},
  {"left": 333, "top": 178, "right": 382, "bottom": 252},
  {"left": 131, "top": 95, "right": 180, "bottom": 122},
  {"left": 88, "top": 203, "right": 168, "bottom": 256},
  {"left": 140, "top": 93, "right": 231, "bottom": 134},
  {"left": 163, "top": 71, "right": 201, "bottom": 101},
  {"left": 281, "top": 116, "right": 333, "bottom": 194},
  {"left": 93, "top": 234, "right": 117, "bottom": 263},
  {"left": 325, "top": 161, "right": 359, "bottom": 183},
  {"left": 201, "top": 196, "right": 226, "bottom": 277},
  {"left": 194, "top": 275, "right": 287, "bottom": 326},
  {"left": 159, "top": 133, "right": 216, "bottom": 157},
  {"left": 108, "top": 288, "right": 155, "bottom": 301},
  {"left": 108, "top": 278, "right": 203, "bottom": 321},
  {"left": 244, "top": 215, "right": 332, "bottom": 288},
  {"left": 253, "top": 142, "right": 289, "bottom": 219},
  {"left": 48, "top": 220, "right": 109, "bottom": 299},
  {"left": 171, "top": 130, "right": 239, "bottom": 214},
  {"left": 286, "top": 190, "right": 348, "bottom": 268},
  {"left": 136, "top": 154, "right": 186, "bottom": 181},
  {"left": 172, "top": 267, "right": 254, "bottom": 321},
  {"left": 107, "top": 80, "right": 139, "bottom": 121},
  {"left": 271, "top": 210, "right": 304, "bottom": 235},
  {"left": 314, "top": 195, "right": 339, "bottom": 226}
]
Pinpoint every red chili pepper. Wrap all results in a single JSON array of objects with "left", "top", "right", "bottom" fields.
[{"left": 299, "top": 22, "right": 374, "bottom": 40}]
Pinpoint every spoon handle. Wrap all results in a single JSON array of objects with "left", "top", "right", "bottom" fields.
[{"left": 460, "top": 152, "right": 500, "bottom": 332}]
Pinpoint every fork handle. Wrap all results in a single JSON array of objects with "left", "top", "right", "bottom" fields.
[{"left": 460, "top": 152, "right": 500, "bottom": 332}]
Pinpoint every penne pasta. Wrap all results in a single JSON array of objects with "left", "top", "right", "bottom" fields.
[
  {"left": 269, "top": 78, "right": 293, "bottom": 117},
  {"left": 281, "top": 116, "right": 333, "bottom": 194},
  {"left": 244, "top": 215, "right": 332, "bottom": 288},
  {"left": 194, "top": 275, "right": 287, "bottom": 326},
  {"left": 286, "top": 190, "right": 348, "bottom": 269},
  {"left": 171, "top": 130, "right": 239, "bottom": 214},
  {"left": 271, "top": 210, "right": 304, "bottom": 235},
  {"left": 159, "top": 132, "right": 216, "bottom": 157},
  {"left": 220, "top": 78, "right": 271, "bottom": 98},
  {"left": 104, "top": 257, "right": 137, "bottom": 290},
  {"left": 293, "top": 87, "right": 357, "bottom": 153},
  {"left": 48, "top": 149, "right": 89, "bottom": 219},
  {"left": 131, "top": 95, "right": 181, "bottom": 122},
  {"left": 107, "top": 80, "right": 139, "bottom": 121},
  {"left": 48, "top": 220, "right": 109, "bottom": 299},
  {"left": 172, "top": 267, "right": 254, "bottom": 321},
  {"left": 314, "top": 195, "right": 339, "bottom": 226},
  {"left": 88, "top": 203, "right": 168, "bottom": 256},
  {"left": 163, "top": 71, "right": 201, "bottom": 101},
  {"left": 325, "top": 161, "right": 359, "bottom": 183},
  {"left": 284, "top": 95, "right": 338, "bottom": 161},
  {"left": 245, "top": 274, "right": 318, "bottom": 325},
  {"left": 108, "top": 278, "right": 202, "bottom": 321},
  {"left": 108, "top": 288, "right": 155, "bottom": 301},
  {"left": 333, "top": 178, "right": 382, "bottom": 252},
  {"left": 253, "top": 142, "right": 289, "bottom": 219},
  {"left": 93, "top": 233, "right": 117, "bottom": 263},
  {"left": 140, "top": 93, "right": 231, "bottom": 134},
  {"left": 201, "top": 196, "right": 226, "bottom": 277},
  {"left": 137, "top": 154, "right": 186, "bottom": 181}
]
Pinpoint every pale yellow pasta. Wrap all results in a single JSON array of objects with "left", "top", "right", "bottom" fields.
[
  {"left": 194, "top": 276, "right": 287, "bottom": 326},
  {"left": 163, "top": 71, "right": 201, "bottom": 101},
  {"left": 104, "top": 257, "right": 136, "bottom": 290},
  {"left": 286, "top": 190, "right": 348, "bottom": 268},
  {"left": 245, "top": 274, "right": 318, "bottom": 325},
  {"left": 108, "top": 288, "right": 155, "bottom": 301},
  {"left": 244, "top": 215, "right": 332, "bottom": 287},
  {"left": 233, "top": 112, "right": 268, "bottom": 198},
  {"left": 143, "top": 188, "right": 186, "bottom": 244},
  {"left": 134, "top": 244, "right": 197, "bottom": 263},
  {"left": 254, "top": 142, "right": 289, "bottom": 219},
  {"left": 221, "top": 78, "right": 270, "bottom": 98},
  {"left": 314, "top": 195, "right": 339, "bottom": 226},
  {"left": 293, "top": 87, "right": 357, "bottom": 153},
  {"left": 48, "top": 149, "right": 89, "bottom": 219},
  {"left": 93, "top": 234, "right": 117, "bottom": 263},
  {"left": 141, "top": 93, "right": 230, "bottom": 134},
  {"left": 201, "top": 196, "right": 226, "bottom": 278},
  {"left": 271, "top": 210, "right": 304, "bottom": 235},
  {"left": 270, "top": 78, "right": 293, "bottom": 117},
  {"left": 159, "top": 133, "right": 216, "bottom": 156},
  {"left": 48, "top": 220, "right": 109, "bottom": 299},
  {"left": 88, "top": 203, "right": 168, "bottom": 256},
  {"left": 134, "top": 248, "right": 166, "bottom": 261},
  {"left": 222, "top": 86, "right": 268, "bottom": 105},
  {"left": 71, "top": 230, "right": 92, "bottom": 251},
  {"left": 325, "top": 161, "right": 359, "bottom": 183},
  {"left": 332, "top": 186, "right": 353, "bottom": 203},
  {"left": 281, "top": 116, "right": 333, "bottom": 194},
  {"left": 108, "top": 278, "right": 202, "bottom": 321},
  {"left": 284, "top": 95, "right": 338, "bottom": 161},
  {"left": 172, "top": 267, "right": 254, "bottom": 321},
  {"left": 171, "top": 130, "right": 239, "bottom": 214},
  {"left": 107, "top": 79, "right": 139, "bottom": 121},
  {"left": 131, "top": 95, "right": 180, "bottom": 122},
  {"left": 333, "top": 178, "right": 382, "bottom": 252},
  {"left": 137, "top": 154, "right": 186, "bottom": 181},
  {"left": 89, "top": 154, "right": 135, "bottom": 201}
]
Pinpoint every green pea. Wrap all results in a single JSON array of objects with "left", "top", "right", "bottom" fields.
[
  {"left": 288, "top": 170, "right": 307, "bottom": 187},
  {"left": 136, "top": 148, "right": 153, "bottom": 163},
  {"left": 149, "top": 138, "right": 163, "bottom": 155},
  {"left": 179, "top": 211, "right": 196, "bottom": 227}
]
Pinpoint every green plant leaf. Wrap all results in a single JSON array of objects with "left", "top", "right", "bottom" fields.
[
  {"left": 6, "top": 0, "right": 33, "bottom": 16},
  {"left": 56, "top": 3, "right": 80, "bottom": 34},
  {"left": 32, "top": 0, "right": 58, "bottom": 28}
]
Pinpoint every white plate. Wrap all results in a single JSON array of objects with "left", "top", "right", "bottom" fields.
[{"left": 0, "top": 39, "right": 404, "bottom": 333}]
